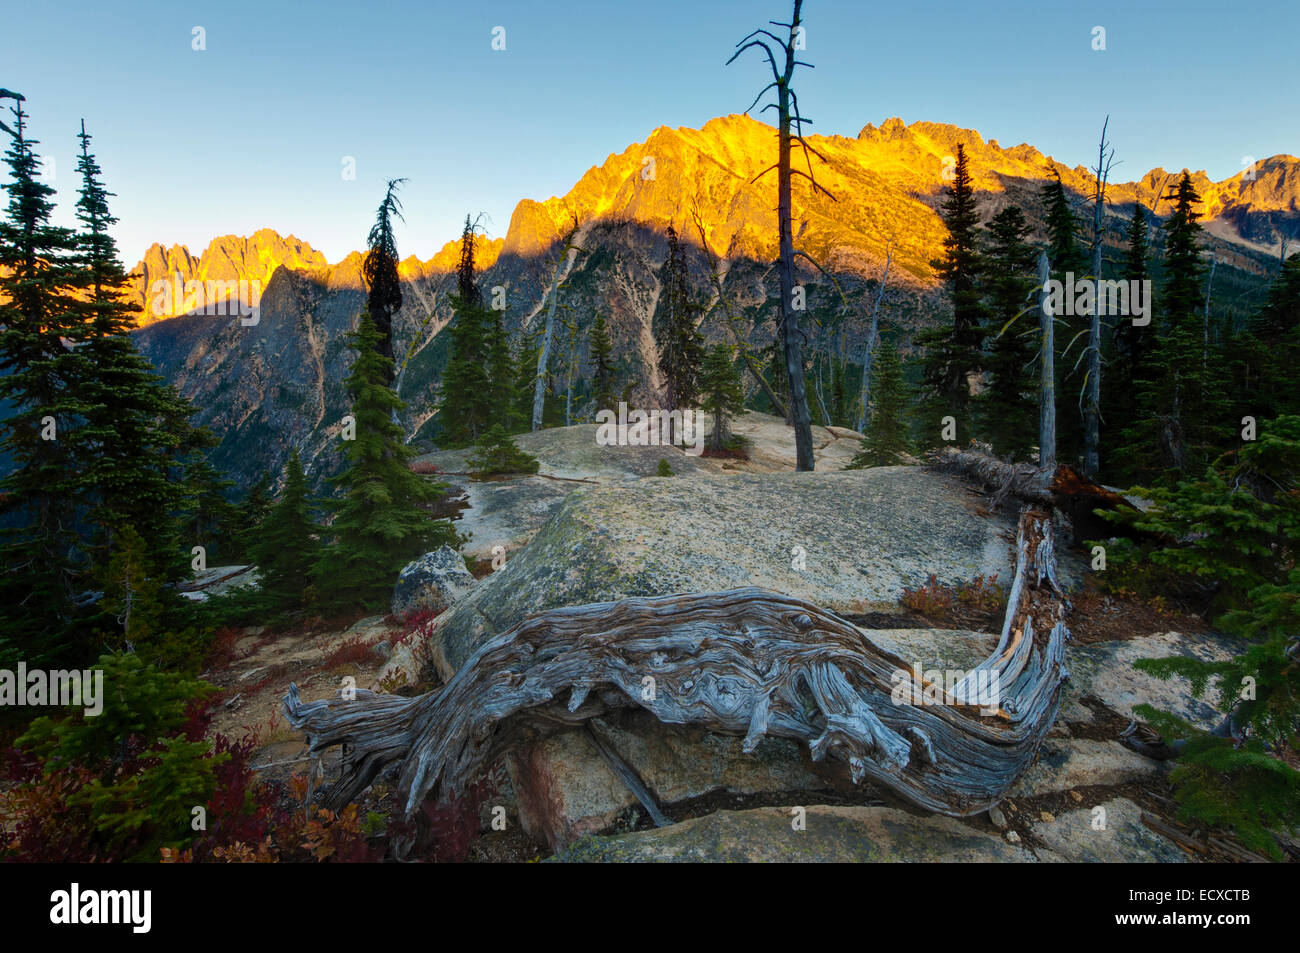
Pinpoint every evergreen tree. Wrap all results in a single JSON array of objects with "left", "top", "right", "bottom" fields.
[
  {"left": 249, "top": 449, "right": 321, "bottom": 615},
  {"left": 0, "top": 101, "right": 88, "bottom": 663},
  {"left": 1242, "top": 254, "right": 1300, "bottom": 421},
  {"left": 846, "top": 338, "right": 912, "bottom": 468},
  {"left": 1105, "top": 203, "right": 1152, "bottom": 476},
  {"left": 1042, "top": 165, "right": 1088, "bottom": 464},
  {"left": 1128, "top": 172, "right": 1214, "bottom": 476},
  {"left": 654, "top": 225, "right": 704, "bottom": 429},
  {"left": 1099, "top": 416, "right": 1300, "bottom": 857},
  {"left": 65, "top": 122, "right": 197, "bottom": 585},
  {"left": 229, "top": 472, "right": 275, "bottom": 560},
  {"left": 699, "top": 343, "right": 745, "bottom": 452},
  {"left": 467, "top": 425, "right": 540, "bottom": 476},
  {"left": 363, "top": 179, "right": 406, "bottom": 381},
  {"left": 588, "top": 312, "right": 617, "bottom": 412},
  {"left": 917, "top": 144, "right": 984, "bottom": 444},
  {"left": 314, "top": 312, "right": 459, "bottom": 613},
  {"left": 979, "top": 205, "right": 1038, "bottom": 459},
  {"left": 439, "top": 216, "right": 505, "bottom": 445}
]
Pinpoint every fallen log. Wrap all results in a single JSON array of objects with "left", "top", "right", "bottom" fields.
[
  {"left": 929, "top": 444, "right": 1138, "bottom": 542},
  {"left": 284, "top": 508, "right": 1070, "bottom": 846}
]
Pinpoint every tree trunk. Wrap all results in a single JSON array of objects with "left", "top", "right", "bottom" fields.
[
  {"left": 1037, "top": 250, "right": 1057, "bottom": 469},
  {"left": 776, "top": 30, "right": 815, "bottom": 471}
]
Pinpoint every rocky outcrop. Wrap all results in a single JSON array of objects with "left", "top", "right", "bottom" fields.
[
  {"left": 421, "top": 465, "right": 1084, "bottom": 680},
  {"left": 553, "top": 805, "right": 1041, "bottom": 863},
  {"left": 509, "top": 713, "right": 830, "bottom": 850},
  {"left": 414, "top": 412, "right": 863, "bottom": 561},
  {"left": 1031, "top": 797, "right": 1189, "bottom": 863},
  {"left": 1057, "top": 631, "right": 1234, "bottom": 730},
  {"left": 391, "top": 546, "right": 477, "bottom": 619}
]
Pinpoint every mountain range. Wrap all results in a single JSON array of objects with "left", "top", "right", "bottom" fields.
[{"left": 128, "top": 114, "right": 1299, "bottom": 491}]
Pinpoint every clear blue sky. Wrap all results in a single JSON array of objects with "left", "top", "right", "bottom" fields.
[{"left": 4, "top": 0, "right": 1296, "bottom": 265}]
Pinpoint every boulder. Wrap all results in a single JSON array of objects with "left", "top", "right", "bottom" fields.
[
  {"left": 422, "top": 466, "right": 1085, "bottom": 679},
  {"left": 1030, "top": 796, "right": 1189, "bottom": 863},
  {"left": 507, "top": 711, "right": 833, "bottom": 850},
  {"left": 552, "top": 805, "right": 1040, "bottom": 863},
  {"left": 391, "top": 545, "right": 477, "bottom": 619},
  {"left": 1008, "top": 738, "right": 1164, "bottom": 799},
  {"left": 1058, "top": 631, "right": 1234, "bottom": 729}
]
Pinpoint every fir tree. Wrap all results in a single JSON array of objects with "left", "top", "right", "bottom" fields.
[
  {"left": 699, "top": 343, "right": 745, "bottom": 452},
  {"left": 588, "top": 312, "right": 617, "bottom": 413},
  {"left": 979, "top": 205, "right": 1038, "bottom": 459},
  {"left": 1129, "top": 172, "right": 1213, "bottom": 476},
  {"left": 65, "top": 122, "right": 197, "bottom": 585},
  {"left": 229, "top": 472, "right": 275, "bottom": 560},
  {"left": 654, "top": 225, "right": 704, "bottom": 430},
  {"left": 1105, "top": 203, "right": 1152, "bottom": 477},
  {"left": 1100, "top": 416, "right": 1300, "bottom": 856},
  {"left": 314, "top": 312, "right": 460, "bottom": 612},
  {"left": 249, "top": 449, "right": 321, "bottom": 616},
  {"left": 846, "top": 338, "right": 911, "bottom": 468},
  {"left": 1242, "top": 254, "right": 1300, "bottom": 421},
  {"left": 438, "top": 216, "right": 505, "bottom": 445},
  {"left": 917, "top": 144, "right": 984, "bottom": 444},
  {"left": 363, "top": 179, "right": 406, "bottom": 381},
  {"left": 467, "top": 425, "right": 540, "bottom": 476},
  {"left": 0, "top": 101, "right": 88, "bottom": 663}
]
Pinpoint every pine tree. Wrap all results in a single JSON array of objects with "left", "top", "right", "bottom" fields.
[
  {"left": 1105, "top": 203, "right": 1152, "bottom": 476},
  {"left": 979, "top": 205, "right": 1038, "bottom": 459},
  {"left": 249, "top": 449, "right": 321, "bottom": 615},
  {"left": 229, "top": 472, "right": 274, "bottom": 560},
  {"left": 846, "top": 338, "right": 912, "bottom": 468},
  {"left": 588, "top": 312, "right": 617, "bottom": 412},
  {"left": 438, "top": 216, "right": 504, "bottom": 445},
  {"left": 917, "top": 144, "right": 984, "bottom": 444},
  {"left": 655, "top": 224, "right": 704, "bottom": 431},
  {"left": 699, "top": 343, "right": 745, "bottom": 452},
  {"left": 1042, "top": 165, "right": 1088, "bottom": 464},
  {"left": 314, "top": 312, "right": 460, "bottom": 613},
  {"left": 363, "top": 179, "right": 406, "bottom": 381},
  {"left": 1129, "top": 171, "right": 1213, "bottom": 476},
  {"left": 467, "top": 425, "right": 540, "bottom": 476},
  {"left": 65, "top": 122, "right": 198, "bottom": 585},
  {"left": 1099, "top": 416, "right": 1300, "bottom": 857},
  {"left": 0, "top": 101, "right": 89, "bottom": 663},
  {"left": 1243, "top": 254, "right": 1300, "bottom": 420}
]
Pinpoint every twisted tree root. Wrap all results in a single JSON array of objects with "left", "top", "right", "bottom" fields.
[{"left": 285, "top": 507, "right": 1070, "bottom": 832}]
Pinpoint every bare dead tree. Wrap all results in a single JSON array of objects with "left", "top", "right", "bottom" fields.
[
  {"left": 1037, "top": 250, "right": 1057, "bottom": 468},
  {"left": 0, "top": 88, "right": 24, "bottom": 138},
  {"left": 728, "top": 0, "right": 832, "bottom": 471},
  {"left": 1083, "top": 118, "right": 1116, "bottom": 479}
]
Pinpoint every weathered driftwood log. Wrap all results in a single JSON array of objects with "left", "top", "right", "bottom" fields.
[
  {"left": 929, "top": 444, "right": 1136, "bottom": 542},
  {"left": 285, "top": 508, "right": 1070, "bottom": 832}
]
